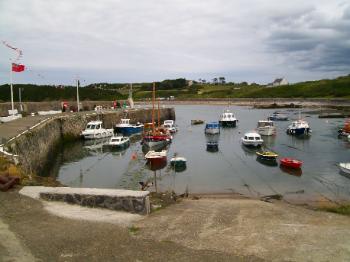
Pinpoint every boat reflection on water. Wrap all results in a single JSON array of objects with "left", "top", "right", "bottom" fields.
[
  {"left": 241, "top": 144, "right": 258, "bottom": 156},
  {"left": 146, "top": 159, "right": 167, "bottom": 171},
  {"left": 256, "top": 156, "right": 278, "bottom": 167},
  {"left": 206, "top": 133, "right": 219, "bottom": 152},
  {"left": 82, "top": 138, "right": 109, "bottom": 153},
  {"left": 279, "top": 165, "right": 302, "bottom": 177}
]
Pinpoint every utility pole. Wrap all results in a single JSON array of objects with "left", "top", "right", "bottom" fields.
[{"left": 19, "top": 87, "right": 23, "bottom": 111}]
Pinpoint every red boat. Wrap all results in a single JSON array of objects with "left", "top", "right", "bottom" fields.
[{"left": 280, "top": 158, "right": 302, "bottom": 169}]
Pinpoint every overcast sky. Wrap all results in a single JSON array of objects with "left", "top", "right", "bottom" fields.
[{"left": 1, "top": 0, "right": 349, "bottom": 85}]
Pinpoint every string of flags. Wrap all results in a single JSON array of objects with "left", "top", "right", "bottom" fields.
[{"left": 2, "top": 40, "right": 25, "bottom": 73}]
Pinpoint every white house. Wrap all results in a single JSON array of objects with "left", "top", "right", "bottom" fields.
[{"left": 266, "top": 77, "right": 289, "bottom": 87}]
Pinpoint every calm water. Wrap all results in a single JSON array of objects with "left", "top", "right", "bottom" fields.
[{"left": 55, "top": 105, "right": 350, "bottom": 204}]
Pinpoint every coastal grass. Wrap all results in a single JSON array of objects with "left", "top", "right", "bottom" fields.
[{"left": 321, "top": 205, "right": 350, "bottom": 216}]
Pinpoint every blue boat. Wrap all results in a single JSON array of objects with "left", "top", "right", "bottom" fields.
[
  {"left": 205, "top": 122, "right": 220, "bottom": 135},
  {"left": 114, "top": 119, "right": 144, "bottom": 136},
  {"left": 286, "top": 120, "right": 311, "bottom": 136}
]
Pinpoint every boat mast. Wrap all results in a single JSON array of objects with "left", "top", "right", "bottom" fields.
[
  {"left": 152, "top": 82, "right": 155, "bottom": 133},
  {"left": 157, "top": 98, "right": 160, "bottom": 128}
]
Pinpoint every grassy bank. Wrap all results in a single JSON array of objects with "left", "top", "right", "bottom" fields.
[{"left": 1, "top": 75, "right": 350, "bottom": 102}]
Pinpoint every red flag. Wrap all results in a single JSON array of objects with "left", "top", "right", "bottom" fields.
[{"left": 12, "top": 63, "right": 25, "bottom": 72}]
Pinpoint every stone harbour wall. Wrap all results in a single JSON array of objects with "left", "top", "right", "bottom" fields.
[{"left": 4, "top": 108, "right": 175, "bottom": 175}]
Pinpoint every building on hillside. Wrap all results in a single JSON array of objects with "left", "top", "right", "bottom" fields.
[
  {"left": 187, "top": 80, "right": 194, "bottom": 86},
  {"left": 266, "top": 77, "right": 289, "bottom": 87}
]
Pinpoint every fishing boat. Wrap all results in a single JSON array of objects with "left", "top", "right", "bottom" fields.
[
  {"left": 142, "top": 83, "right": 172, "bottom": 150},
  {"left": 205, "top": 122, "right": 220, "bottom": 135},
  {"left": 81, "top": 121, "right": 114, "bottom": 140},
  {"left": 104, "top": 135, "right": 130, "bottom": 149},
  {"left": 338, "top": 119, "right": 350, "bottom": 136},
  {"left": 241, "top": 132, "right": 264, "bottom": 147},
  {"left": 219, "top": 109, "right": 238, "bottom": 127},
  {"left": 257, "top": 120, "right": 276, "bottom": 136},
  {"left": 115, "top": 118, "right": 144, "bottom": 136},
  {"left": 256, "top": 151, "right": 278, "bottom": 161},
  {"left": 280, "top": 158, "right": 303, "bottom": 169},
  {"left": 268, "top": 111, "right": 288, "bottom": 121},
  {"left": 339, "top": 162, "right": 350, "bottom": 175},
  {"left": 286, "top": 119, "right": 311, "bottom": 136}
]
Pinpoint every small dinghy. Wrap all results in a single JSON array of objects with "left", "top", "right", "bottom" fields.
[
  {"left": 170, "top": 156, "right": 187, "bottom": 172},
  {"left": 280, "top": 158, "right": 303, "bottom": 169},
  {"left": 256, "top": 151, "right": 278, "bottom": 161},
  {"left": 191, "top": 120, "right": 204, "bottom": 125},
  {"left": 339, "top": 163, "right": 350, "bottom": 175}
]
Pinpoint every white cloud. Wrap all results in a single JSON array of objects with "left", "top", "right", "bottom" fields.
[{"left": 0, "top": 0, "right": 349, "bottom": 85}]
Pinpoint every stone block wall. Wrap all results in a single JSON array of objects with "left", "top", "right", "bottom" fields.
[{"left": 39, "top": 188, "right": 151, "bottom": 214}]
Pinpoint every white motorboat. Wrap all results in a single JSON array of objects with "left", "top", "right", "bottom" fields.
[
  {"left": 81, "top": 120, "right": 114, "bottom": 140},
  {"left": 257, "top": 120, "right": 276, "bottom": 136},
  {"left": 339, "top": 163, "right": 350, "bottom": 175},
  {"left": 105, "top": 135, "right": 130, "bottom": 148},
  {"left": 163, "top": 120, "right": 178, "bottom": 133},
  {"left": 241, "top": 131, "right": 264, "bottom": 147},
  {"left": 219, "top": 109, "right": 238, "bottom": 127}
]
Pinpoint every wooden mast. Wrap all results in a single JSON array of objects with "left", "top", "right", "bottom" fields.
[
  {"left": 157, "top": 98, "right": 160, "bottom": 128},
  {"left": 152, "top": 82, "right": 155, "bottom": 134}
]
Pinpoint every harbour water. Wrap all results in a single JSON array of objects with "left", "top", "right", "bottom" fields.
[{"left": 53, "top": 105, "right": 350, "bottom": 205}]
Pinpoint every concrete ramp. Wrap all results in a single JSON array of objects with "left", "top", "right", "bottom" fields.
[{"left": 20, "top": 186, "right": 150, "bottom": 215}]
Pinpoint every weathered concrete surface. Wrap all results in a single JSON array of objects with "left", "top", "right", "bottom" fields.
[
  {"left": 135, "top": 198, "right": 350, "bottom": 262},
  {"left": 0, "top": 217, "right": 36, "bottom": 262},
  {"left": 1, "top": 107, "right": 175, "bottom": 175},
  {"left": 0, "top": 191, "right": 256, "bottom": 261},
  {"left": 20, "top": 186, "right": 151, "bottom": 214}
]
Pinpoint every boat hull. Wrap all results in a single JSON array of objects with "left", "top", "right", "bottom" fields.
[
  {"left": 143, "top": 139, "right": 169, "bottom": 150},
  {"left": 205, "top": 128, "right": 220, "bottom": 135},
  {"left": 280, "top": 158, "right": 302, "bottom": 169},
  {"left": 219, "top": 120, "right": 237, "bottom": 128},
  {"left": 241, "top": 139, "right": 263, "bottom": 147},
  {"left": 339, "top": 163, "right": 350, "bottom": 175},
  {"left": 114, "top": 126, "right": 143, "bottom": 136},
  {"left": 286, "top": 127, "right": 311, "bottom": 136},
  {"left": 257, "top": 127, "right": 276, "bottom": 136},
  {"left": 81, "top": 129, "right": 114, "bottom": 140}
]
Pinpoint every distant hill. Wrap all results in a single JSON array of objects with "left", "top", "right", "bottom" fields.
[{"left": 0, "top": 75, "right": 349, "bottom": 102}]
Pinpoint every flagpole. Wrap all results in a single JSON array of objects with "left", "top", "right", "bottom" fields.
[
  {"left": 76, "top": 77, "right": 80, "bottom": 112},
  {"left": 10, "top": 62, "right": 14, "bottom": 112}
]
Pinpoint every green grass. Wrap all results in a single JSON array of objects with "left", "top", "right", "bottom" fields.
[{"left": 321, "top": 205, "right": 350, "bottom": 216}]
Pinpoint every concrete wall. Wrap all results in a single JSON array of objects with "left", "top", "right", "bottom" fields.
[{"left": 4, "top": 108, "right": 175, "bottom": 175}]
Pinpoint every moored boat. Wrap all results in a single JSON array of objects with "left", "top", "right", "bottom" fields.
[
  {"left": 268, "top": 111, "right": 288, "bottom": 121},
  {"left": 206, "top": 141, "right": 219, "bottom": 152},
  {"left": 104, "top": 135, "right": 130, "bottom": 149},
  {"left": 339, "top": 162, "right": 350, "bottom": 175},
  {"left": 338, "top": 119, "right": 350, "bottom": 136},
  {"left": 286, "top": 119, "right": 311, "bottom": 136},
  {"left": 170, "top": 156, "right": 187, "bottom": 168},
  {"left": 163, "top": 120, "right": 178, "bottom": 133},
  {"left": 257, "top": 120, "right": 276, "bottom": 136},
  {"left": 241, "top": 132, "right": 264, "bottom": 147},
  {"left": 145, "top": 150, "right": 167, "bottom": 167},
  {"left": 205, "top": 122, "right": 220, "bottom": 135},
  {"left": 256, "top": 151, "right": 278, "bottom": 161},
  {"left": 191, "top": 120, "right": 204, "bottom": 125},
  {"left": 280, "top": 158, "right": 303, "bottom": 169},
  {"left": 115, "top": 119, "right": 144, "bottom": 136},
  {"left": 219, "top": 109, "right": 238, "bottom": 127},
  {"left": 81, "top": 121, "right": 114, "bottom": 140}
]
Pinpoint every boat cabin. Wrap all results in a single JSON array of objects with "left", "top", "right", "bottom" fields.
[
  {"left": 120, "top": 119, "right": 130, "bottom": 125},
  {"left": 220, "top": 111, "right": 236, "bottom": 121},
  {"left": 164, "top": 120, "right": 174, "bottom": 126},
  {"left": 244, "top": 132, "right": 262, "bottom": 141},
  {"left": 205, "top": 122, "right": 220, "bottom": 129},
  {"left": 257, "top": 120, "right": 274, "bottom": 127},
  {"left": 85, "top": 121, "right": 103, "bottom": 130}
]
